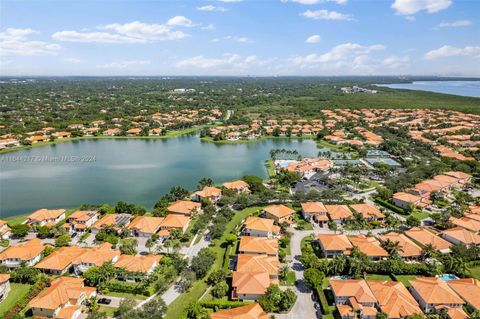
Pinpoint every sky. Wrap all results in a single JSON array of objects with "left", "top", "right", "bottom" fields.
[{"left": 0, "top": 0, "right": 479, "bottom": 76}]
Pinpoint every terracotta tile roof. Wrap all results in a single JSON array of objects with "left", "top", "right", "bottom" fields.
[
  {"left": 0, "top": 238, "right": 45, "bottom": 262},
  {"left": 330, "top": 279, "right": 377, "bottom": 304},
  {"left": 56, "top": 305, "right": 81, "bottom": 319},
  {"left": 350, "top": 204, "right": 385, "bottom": 219},
  {"left": 244, "top": 217, "right": 279, "bottom": 234},
  {"left": 160, "top": 214, "right": 190, "bottom": 229},
  {"left": 127, "top": 216, "right": 164, "bottom": 234},
  {"left": 69, "top": 210, "right": 98, "bottom": 222},
  {"left": 378, "top": 232, "right": 423, "bottom": 258},
  {"left": 444, "top": 171, "right": 472, "bottom": 180},
  {"left": 232, "top": 271, "right": 270, "bottom": 295},
  {"left": 35, "top": 246, "right": 86, "bottom": 272},
  {"left": 91, "top": 214, "right": 131, "bottom": 230},
  {"left": 337, "top": 304, "right": 356, "bottom": 317},
  {"left": 301, "top": 202, "right": 327, "bottom": 214},
  {"left": 392, "top": 192, "right": 423, "bottom": 204},
  {"left": 441, "top": 227, "right": 480, "bottom": 246},
  {"left": 167, "top": 200, "right": 202, "bottom": 215},
  {"left": 325, "top": 205, "right": 353, "bottom": 220},
  {"left": 223, "top": 180, "right": 250, "bottom": 191},
  {"left": 72, "top": 243, "right": 120, "bottom": 266},
  {"left": 195, "top": 186, "right": 222, "bottom": 198},
  {"left": 238, "top": 236, "right": 278, "bottom": 255},
  {"left": 447, "top": 278, "right": 480, "bottom": 310},
  {"left": 409, "top": 277, "right": 464, "bottom": 305},
  {"left": 367, "top": 280, "right": 422, "bottom": 319},
  {"left": 114, "top": 254, "right": 162, "bottom": 273},
  {"left": 468, "top": 205, "right": 480, "bottom": 214},
  {"left": 348, "top": 235, "right": 388, "bottom": 258},
  {"left": 211, "top": 303, "right": 268, "bottom": 319},
  {"left": 263, "top": 205, "right": 294, "bottom": 219},
  {"left": 449, "top": 217, "right": 480, "bottom": 232},
  {"left": 446, "top": 307, "right": 469, "bottom": 319},
  {"left": 28, "top": 208, "right": 66, "bottom": 222},
  {"left": 317, "top": 234, "right": 353, "bottom": 252},
  {"left": 0, "top": 274, "right": 10, "bottom": 283},
  {"left": 404, "top": 227, "right": 452, "bottom": 251},
  {"left": 236, "top": 254, "right": 280, "bottom": 277}
]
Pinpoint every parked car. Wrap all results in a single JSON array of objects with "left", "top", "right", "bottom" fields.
[{"left": 98, "top": 298, "right": 111, "bottom": 305}]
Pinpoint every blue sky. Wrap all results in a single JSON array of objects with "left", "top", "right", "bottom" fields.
[{"left": 1, "top": 0, "right": 479, "bottom": 76}]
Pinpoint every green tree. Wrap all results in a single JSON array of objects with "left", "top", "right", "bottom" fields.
[
  {"left": 303, "top": 268, "right": 324, "bottom": 288},
  {"left": 197, "top": 178, "right": 214, "bottom": 190},
  {"left": 242, "top": 175, "right": 266, "bottom": 193},
  {"left": 211, "top": 281, "right": 229, "bottom": 298},
  {"left": 191, "top": 248, "right": 216, "bottom": 278},
  {"left": 11, "top": 224, "right": 30, "bottom": 238},
  {"left": 55, "top": 233, "right": 71, "bottom": 247},
  {"left": 120, "top": 238, "right": 138, "bottom": 255},
  {"left": 114, "top": 298, "right": 137, "bottom": 318}
]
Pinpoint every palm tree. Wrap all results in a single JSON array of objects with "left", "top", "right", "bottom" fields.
[
  {"left": 420, "top": 243, "right": 435, "bottom": 260},
  {"left": 381, "top": 239, "right": 403, "bottom": 258}
]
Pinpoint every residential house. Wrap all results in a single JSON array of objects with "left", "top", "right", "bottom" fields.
[
  {"left": 232, "top": 271, "right": 271, "bottom": 301},
  {"left": 0, "top": 219, "right": 11, "bottom": 239},
  {"left": 325, "top": 205, "right": 353, "bottom": 225},
  {"left": 236, "top": 254, "right": 280, "bottom": 281},
  {"left": 349, "top": 204, "right": 385, "bottom": 222},
  {"left": 447, "top": 278, "right": 480, "bottom": 311},
  {"left": 366, "top": 280, "right": 422, "bottom": 319},
  {"left": 330, "top": 279, "right": 378, "bottom": 319},
  {"left": 223, "top": 180, "right": 251, "bottom": 193},
  {"left": 348, "top": 235, "right": 388, "bottom": 260},
  {"left": 65, "top": 210, "right": 99, "bottom": 233},
  {"left": 90, "top": 214, "right": 131, "bottom": 234},
  {"left": 449, "top": 216, "right": 480, "bottom": 233},
  {"left": 27, "top": 208, "right": 66, "bottom": 227},
  {"left": 444, "top": 171, "right": 472, "bottom": 184},
  {"left": 72, "top": 243, "right": 121, "bottom": 274},
  {"left": 378, "top": 232, "right": 423, "bottom": 259},
  {"left": 35, "top": 246, "right": 86, "bottom": 275},
  {"left": 52, "top": 131, "right": 71, "bottom": 139},
  {"left": 126, "top": 128, "right": 141, "bottom": 136},
  {"left": 317, "top": 234, "right": 353, "bottom": 258},
  {"left": 441, "top": 227, "right": 480, "bottom": 246},
  {"left": 0, "top": 274, "right": 10, "bottom": 302},
  {"left": 392, "top": 192, "right": 429, "bottom": 210},
  {"left": 127, "top": 216, "right": 164, "bottom": 237},
  {"left": 157, "top": 214, "right": 190, "bottom": 239},
  {"left": 29, "top": 277, "right": 96, "bottom": 319},
  {"left": 211, "top": 303, "right": 268, "bottom": 319},
  {"left": 301, "top": 202, "right": 329, "bottom": 227},
  {"left": 193, "top": 186, "right": 222, "bottom": 203},
  {"left": 404, "top": 227, "right": 452, "bottom": 253},
  {"left": 0, "top": 238, "right": 45, "bottom": 268},
  {"left": 263, "top": 205, "right": 295, "bottom": 224},
  {"left": 238, "top": 236, "right": 278, "bottom": 256},
  {"left": 409, "top": 277, "right": 464, "bottom": 313},
  {"left": 242, "top": 216, "right": 280, "bottom": 238},
  {"left": 167, "top": 200, "right": 202, "bottom": 216},
  {"left": 114, "top": 255, "right": 162, "bottom": 282}
]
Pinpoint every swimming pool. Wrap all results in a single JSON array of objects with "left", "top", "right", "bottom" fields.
[{"left": 439, "top": 274, "right": 459, "bottom": 281}]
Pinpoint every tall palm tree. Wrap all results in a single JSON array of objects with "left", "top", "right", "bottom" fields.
[{"left": 381, "top": 239, "right": 403, "bottom": 258}]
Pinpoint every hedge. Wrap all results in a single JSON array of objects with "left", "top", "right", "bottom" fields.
[
  {"left": 223, "top": 245, "right": 232, "bottom": 270},
  {"left": 199, "top": 300, "right": 252, "bottom": 310},
  {"left": 105, "top": 279, "right": 149, "bottom": 296},
  {"left": 373, "top": 197, "right": 407, "bottom": 215},
  {"left": 314, "top": 285, "right": 330, "bottom": 315}
]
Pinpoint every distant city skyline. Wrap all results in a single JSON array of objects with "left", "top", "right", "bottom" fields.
[{"left": 1, "top": 0, "right": 479, "bottom": 76}]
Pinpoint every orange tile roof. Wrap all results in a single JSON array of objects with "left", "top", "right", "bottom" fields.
[
  {"left": 367, "top": 280, "right": 422, "bottom": 319},
  {"left": 449, "top": 217, "right": 480, "bottom": 232},
  {"left": 444, "top": 171, "right": 472, "bottom": 180},
  {"left": 325, "top": 205, "right": 353, "bottom": 220},
  {"left": 114, "top": 254, "right": 162, "bottom": 273},
  {"left": 301, "top": 202, "right": 327, "bottom": 214},
  {"left": 211, "top": 303, "right": 268, "bottom": 319},
  {"left": 35, "top": 246, "right": 86, "bottom": 272},
  {"left": 330, "top": 279, "right": 377, "bottom": 304},
  {"left": 127, "top": 216, "right": 164, "bottom": 234},
  {"left": 232, "top": 271, "right": 270, "bottom": 295},
  {"left": 238, "top": 236, "right": 278, "bottom": 255},
  {"left": 392, "top": 192, "right": 423, "bottom": 204},
  {"left": 28, "top": 208, "right": 66, "bottom": 222},
  {"left": 244, "top": 216, "right": 279, "bottom": 234},
  {"left": 441, "top": 227, "right": 480, "bottom": 246},
  {"left": 446, "top": 307, "right": 469, "bottom": 319},
  {"left": 91, "top": 214, "right": 131, "bottom": 230},
  {"left": 167, "top": 200, "right": 202, "bottom": 215},
  {"left": 160, "top": 214, "right": 190, "bottom": 229},
  {"left": 404, "top": 227, "right": 452, "bottom": 251},
  {"left": 0, "top": 274, "right": 10, "bottom": 283},
  {"left": 236, "top": 254, "right": 280, "bottom": 277},
  {"left": 0, "top": 238, "right": 45, "bottom": 262},
  {"left": 223, "top": 180, "right": 250, "bottom": 191},
  {"left": 317, "top": 234, "right": 353, "bottom": 252},
  {"left": 263, "top": 205, "right": 294, "bottom": 219},
  {"left": 195, "top": 186, "right": 222, "bottom": 198},
  {"left": 378, "top": 232, "right": 423, "bottom": 258},
  {"left": 348, "top": 235, "right": 388, "bottom": 258},
  {"left": 350, "top": 204, "right": 385, "bottom": 219},
  {"left": 447, "top": 278, "right": 480, "bottom": 310},
  {"left": 69, "top": 210, "right": 98, "bottom": 222},
  {"left": 409, "top": 277, "right": 464, "bottom": 305},
  {"left": 72, "top": 243, "right": 120, "bottom": 266}
]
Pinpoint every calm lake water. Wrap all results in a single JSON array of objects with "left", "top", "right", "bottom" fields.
[
  {"left": 376, "top": 81, "right": 480, "bottom": 98},
  {"left": 0, "top": 135, "right": 319, "bottom": 217}
]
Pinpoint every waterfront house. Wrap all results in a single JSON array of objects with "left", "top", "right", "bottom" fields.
[
  {"left": 409, "top": 277, "right": 464, "bottom": 313},
  {"left": 65, "top": 210, "right": 99, "bottom": 233},
  {"left": 126, "top": 128, "right": 141, "bottom": 136},
  {"left": 29, "top": 277, "right": 96, "bottom": 319},
  {"left": 157, "top": 214, "right": 190, "bottom": 239},
  {"left": 52, "top": 131, "right": 71, "bottom": 139},
  {"left": 0, "top": 238, "right": 45, "bottom": 268},
  {"left": 238, "top": 236, "right": 278, "bottom": 256},
  {"left": 167, "top": 200, "right": 202, "bottom": 216},
  {"left": 90, "top": 213, "right": 131, "bottom": 234},
  {"left": 242, "top": 216, "right": 280, "bottom": 238},
  {"left": 223, "top": 180, "right": 251, "bottom": 193},
  {"left": 301, "top": 202, "right": 328, "bottom": 227},
  {"left": 263, "top": 204, "right": 294, "bottom": 224},
  {"left": 231, "top": 271, "right": 270, "bottom": 302},
  {"left": 317, "top": 234, "right": 353, "bottom": 258},
  {"left": 193, "top": 186, "right": 222, "bottom": 203},
  {"left": 211, "top": 303, "right": 268, "bottom": 319},
  {"left": 127, "top": 216, "right": 164, "bottom": 237},
  {"left": 27, "top": 208, "right": 66, "bottom": 227},
  {"left": 0, "top": 274, "right": 10, "bottom": 302}
]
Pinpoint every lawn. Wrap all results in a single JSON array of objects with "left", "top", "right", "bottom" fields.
[
  {"left": 0, "top": 283, "right": 31, "bottom": 317},
  {"left": 98, "top": 305, "right": 117, "bottom": 317},
  {"left": 316, "top": 139, "right": 346, "bottom": 151},
  {"left": 466, "top": 264, "right": 480, "bottom": 279},
  {"left": 5, "top": 214, "right": 29, "bottom": 226},
  {"left": 410, "top": 210, "right": 430, "bottom": 221},
  {"left": 293, "top": 212, "right": 314, "bottom": 231},
  {"left": 280, "top": 271, "right": 296, "bottom": 286},
  {"left": 106, "top": 291, "right": 148, "bottom": 300},
  {"left": 365, "top": 274, "right": 391, "bottom": 281},
  {"left": 265, "top": 159, "right": 276, "bottom": 177},
  {"left": 394, "top": 275, "right": 417, "bottom": 287}
]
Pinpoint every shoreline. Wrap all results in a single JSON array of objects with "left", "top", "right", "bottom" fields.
[{"left": 199, "top": 135, "right": 316, "bottom": 144}]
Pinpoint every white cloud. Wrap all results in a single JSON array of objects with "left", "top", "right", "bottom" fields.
[
  {"left": 286, "top": 0, "right": 347, "bottom": 4},
  {"left": 166, "top": 16, "right": 195, "bottom": 27},
  {"left": 211, "top": 38, "right": 221, "bottom": 42},
  {"left": 306, "top": 34, "right": 321, "bottom": 43},
  {"left": 202, "top": 24, "right": 216, "bottom": 31},
  {"left": 197, "top": 5, "right": 228, "bottom": 12},
  {"left": 0, "top": 28, "right": 61, "bottom": 56},
  {"left": 225, "top": 35, "right": 253, "bottom": 43},
  {"left": 302, "top": 9, "right": 353, "bottom": 21},
  {"left": 63, "top": 58, "right": 81, "bottom": 63},
  {"left": 436, "top": 20, "right": 473, "bottom": 28},
  {"left": 52, "top": 21, "right": 189, "bottom": 44},
  {"left": 392, "top": 0, "right": 452, "bottom": 16},
  {"left": 96, "top": 60, "right": 151, "bottom": 69},
  {"left": 425, "top": 45, "right": 480, "bottom": 60},
  {"left": 176, "top": 54, "right": 265, "bottom": 71}
]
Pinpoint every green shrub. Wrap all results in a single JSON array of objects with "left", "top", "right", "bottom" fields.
[
  {"left": 315, "top": 286, "right": 330, "bottom": 315},
  {"left": 373, "top": 198, "right": 407, "bottom": 215}
]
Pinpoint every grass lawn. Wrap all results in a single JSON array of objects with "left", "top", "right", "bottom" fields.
[
  {"left": 0, "top": 283, "right": 31, "bottom": 317},
  {"left": 265, "top": 159, "right": 276, "bottom": 177},
  {"left": 316, "top": 139, "right": 346, "bottom": 151},
  {"left": 106, "top": 291, "right": 148, "bottom": 300},
  {"left": 466, "top": 265, "right": 480, "bottom": 279},
  {"left": 410, "top": 210, "right": 430, "bottom": 221},
  {"left": 365, "top": 274, "right": 391, "bottom": 281},
  {"left": 394, "top": 275, "right": 417, "bottom": 287},
  {"left": 98, "top": 305, "right": 117, "bottom": 317},
  {"left": 5, "top": 214, "right": 29, "bottom": 226},
  {"left": 293, "top": 212, "right": 314, "bottom": 231},
  {"left": 322, "top": 277, "right": 330, "bottom": 289},
  {"left": 164, "top": 206, "right": 262, "bottom": 319},
  {"left": 280, "top": 271, "right": 296, "bottom": 286}
]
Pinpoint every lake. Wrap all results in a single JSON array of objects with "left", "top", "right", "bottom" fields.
[
  {"left": 0, "top": 135, "right": 319, "bottom": 217},
  {"left": 376, "top": 80, "right": 480, "bottom": 98}
]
